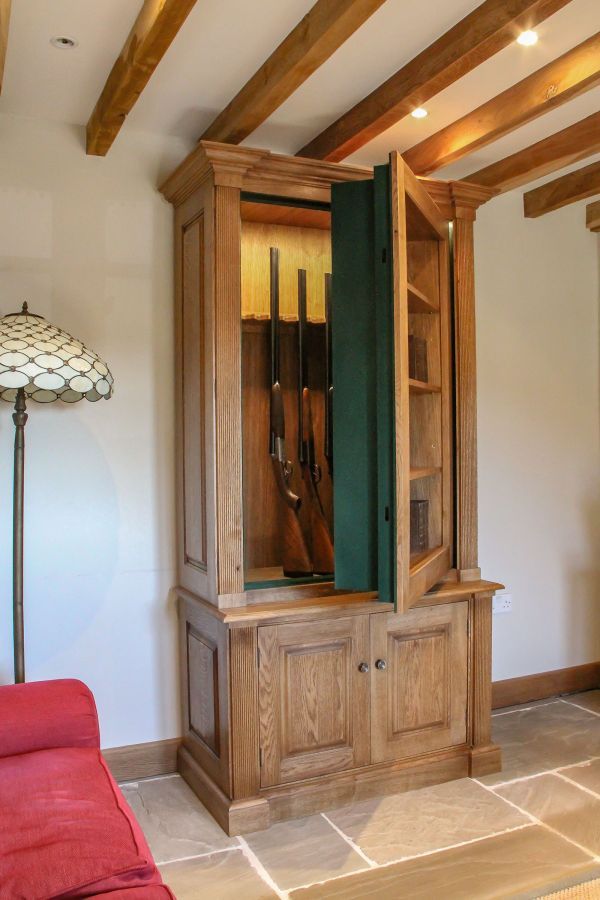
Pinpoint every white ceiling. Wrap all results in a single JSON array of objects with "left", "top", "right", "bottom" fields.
[{"left": 1, "top": 0, "right": 599, "bottom": 185}]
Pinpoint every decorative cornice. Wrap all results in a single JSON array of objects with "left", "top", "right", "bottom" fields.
[
  {"left": 160, "top": 140, "right": 372, "bottom": 206},
  {"left": 449, "top": 181, "right": 499, "bottom": 220},
  {"left": 159, "top": 141, "right": 498, "bottom": 218},
  {"left": 160, "top": 142, "right": 270, "bottom": 205}
]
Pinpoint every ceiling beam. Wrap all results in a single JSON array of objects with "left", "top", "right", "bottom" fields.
[
  {"left": 86, "top": 0, "right": 199, "bottom": 157},
  {"left": 0, "top": 0, "right": 11, "bottom": 94},
  {"left": 586, "top": 200, "right": 600, "bottom": 232},
  {"left": 404, "top": 31, "right": 600, "bottom": 176},
  {"left": 200, "top": 0, "right": 386, "bottom": 146},
  {"left": 297, "top": 0, "right": 573, "bottom": 162},
  {"left": 464, "top": 111, "right": 600, "bottom": 193},
  {"left": 524, "top": 160, "right": 600, "bottom": 217}
]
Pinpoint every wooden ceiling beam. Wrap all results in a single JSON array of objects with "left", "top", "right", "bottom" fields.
[
  {"left": 586, "top": 200, "right": 600, "bottom": 232},
  {"left": 86, "top": 0, "right": 199, "bottom": 157},
  {"left": 201, "top": 0, "right": 387, "bottom": 146},
  {"left": 0, "top": 0, "right": 11, "bottom": 95},
  {"left": 404, "top": 31, "right": 600, "bottom": 176},
  {"left": 524, "top": 159, "right": 600, "bottom": 217},
  {"left": 297, "top": 0, "right": 573, "bottom": 162},
  {"left": 464, "top": 111, "right": 600, "bottom": 193}
]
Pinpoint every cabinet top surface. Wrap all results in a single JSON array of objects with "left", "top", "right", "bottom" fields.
[{"left": 179, "top": 580, "right": 503, "bottom": 627}]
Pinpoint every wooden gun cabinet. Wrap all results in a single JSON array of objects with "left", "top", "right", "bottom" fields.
[{"left": 160, "top": 142, "right": 502, "bottom": 835}]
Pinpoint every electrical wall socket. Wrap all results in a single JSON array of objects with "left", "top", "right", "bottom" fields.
[{"left": 493, "top": 593, "right": 512, "bottom": 615}]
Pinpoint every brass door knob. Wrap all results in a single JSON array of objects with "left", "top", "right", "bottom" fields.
[
  {"left": 375, "top": 659, "right": 387, "bottom": 670},
  {"left": 358, "top": 662, "right": 370, "bottom": 673}
]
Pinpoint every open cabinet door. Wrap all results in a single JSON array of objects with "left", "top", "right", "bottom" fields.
[
  {"left": 387, "top": 151, "right": 453, "bottom": 611},
  {"left": 331, "top": 153, "right": 453, "bottom": 610}
]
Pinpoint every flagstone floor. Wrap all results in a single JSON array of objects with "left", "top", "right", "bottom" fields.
[{"left": 121, "top": 690, "right": 600, "bottom": 900}]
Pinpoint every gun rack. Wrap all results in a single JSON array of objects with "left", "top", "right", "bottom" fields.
[{"left": 240, "top": 203, "right": 334, "bottom": 590}]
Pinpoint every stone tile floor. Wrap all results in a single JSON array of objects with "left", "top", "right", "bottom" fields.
[{"left": 120, "top": 691, "right": 600, "bottom": 899}]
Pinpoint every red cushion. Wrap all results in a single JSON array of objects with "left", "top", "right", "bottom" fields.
[
  {"left": 0, "top": 747, "right": 164, "bottom": 899},
  {"left": 0, "top": 680, "right": 100, "bottom": 758}
]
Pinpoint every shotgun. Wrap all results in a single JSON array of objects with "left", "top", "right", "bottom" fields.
[
  {"left": 269, "top": 248, "right": 312, "bottom": 578},
  {"left": 297, "top": 268, "right": 334, "bottom": 575}
]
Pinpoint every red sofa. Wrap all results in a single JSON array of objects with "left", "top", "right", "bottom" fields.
[{"left": 0, "top": 679, "right": 175, "bottom": 899}]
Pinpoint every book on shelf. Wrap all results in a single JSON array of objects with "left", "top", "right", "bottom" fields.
[{"left": 410, "top": 499, "right": 429, "bottom": 554}]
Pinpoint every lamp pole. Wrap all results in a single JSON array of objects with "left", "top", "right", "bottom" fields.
[
  {"left": 12, "top": 387, "right": 27, "bottom": 684},
  {"left": 1, "top": 302, "right": 113, "bottom": 682}
]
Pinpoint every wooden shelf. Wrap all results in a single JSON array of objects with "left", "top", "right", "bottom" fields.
[
  {"left": 409, "top": 378, "right": 441, "bottom": 395},
  {"left": 408, "top": 282, "right": 438, "bottom": 314},
  {"left": 245, "top": 567, "right": 332, "bottom": 589},
  {"left": 410, "top": 466, "right": 441, "bottom": 481},
  {"left": 410, "top": 545, "right": 444, "bottom": 571}
]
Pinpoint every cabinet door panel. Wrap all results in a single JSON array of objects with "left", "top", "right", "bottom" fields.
[
  {"left": 258, "top": 617, "right": 370, "bottom": 787},
  {"left": 371, "top": 603, "right": 468, "bottom": 763}
]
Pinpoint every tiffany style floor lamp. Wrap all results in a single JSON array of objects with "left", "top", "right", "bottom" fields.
[{"left": 0, "top": 303, "right": 113, "bottom": 683}]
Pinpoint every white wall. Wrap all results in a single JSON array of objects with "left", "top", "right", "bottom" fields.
[
  {"left": 0, "top": 114, "right": 192, "bottom": 747},
  {"left": 475, "top": 190, "right": 600, "bottom": 682},
  {"left": 1, "top": 113, "right": 598, "bottom": 746}
]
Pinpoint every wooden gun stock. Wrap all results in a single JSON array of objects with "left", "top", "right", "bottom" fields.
[
  {"left": 301, "top": 388, "right": 334, "bottom": 575},
  {"left": 273, "top": 466, "right": 313, "bottom": 577}
]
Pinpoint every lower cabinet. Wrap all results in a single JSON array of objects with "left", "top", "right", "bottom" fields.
[{"left": 258, "top": 602, "right": 468, "bottom": 786}]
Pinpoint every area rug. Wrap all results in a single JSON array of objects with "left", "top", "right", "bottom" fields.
[{"left": 539, "top": 878, "right": 600, "bottom": 899}]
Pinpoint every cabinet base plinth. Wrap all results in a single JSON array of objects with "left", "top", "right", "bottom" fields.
[
  {"left": 179, "top": 746, "right": 270, "bottom": 835},
  {"left": 469, "top": 744, "right": 503, "bottom": 777},
  {"left": 179, "top": 743, "right": 502, "bottom": 836}
]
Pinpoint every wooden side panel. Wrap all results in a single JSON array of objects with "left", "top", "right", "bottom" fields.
[
  {"left": 214, "top": 186, "right": 245, "bottom": 596},
  {"left": 258, "top": 616, "right": 370, "bottom": 786},
  {"left": 179, "top": 594, "right": 231, "bottom": 794},
  {"left": 175, "top": 183, "right": 216, "bottom": 601},
  {"left": 230, "top": 626, "right": 261, "bottom": 799},
  {"left": 371, "top": 602, "right": 468, "bottom": 762},
  {"left": 188, "top": 628, "right": 219, "bottom": 754},
  {"left": 182, "top": 217, "right": 207, "bottom": 573}
]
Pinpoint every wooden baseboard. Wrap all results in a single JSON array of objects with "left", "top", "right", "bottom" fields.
[
  {"left": 103, "top": 737, "right": 181, "bottom": 783},
  {"left": 492, "top": 663, "right": 600, "bottom": 709}
]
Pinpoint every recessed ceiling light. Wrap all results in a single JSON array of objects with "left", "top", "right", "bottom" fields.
[
  {"left": 411, "top": 107, "right": 428, "bottom": 119},
  {"left": 517, "top": 30, "right": 538, "bottom": 46},
  {"left": 50, "top": 36, "right": 78, "bottom": 49}
]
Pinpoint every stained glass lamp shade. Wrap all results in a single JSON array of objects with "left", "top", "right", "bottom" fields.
[
  {"left": 0, "top": 303, "right": 114, "bottom": 684},
  {"left": 0, "top": 303, "right": 113, "bottom": 403}
]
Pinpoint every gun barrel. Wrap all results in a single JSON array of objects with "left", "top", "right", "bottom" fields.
[
  {"left": 297, "top": 268, "right": 308, "bottom": 463},
  {"left": 270, "top": 247, "right": 280, "bottom": 386},
  {"left": 324, "top": 272, "right": 333, "bottom": 467},
  {"left": 270, "top": 247, "right": 281, "bottom": 456}
]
